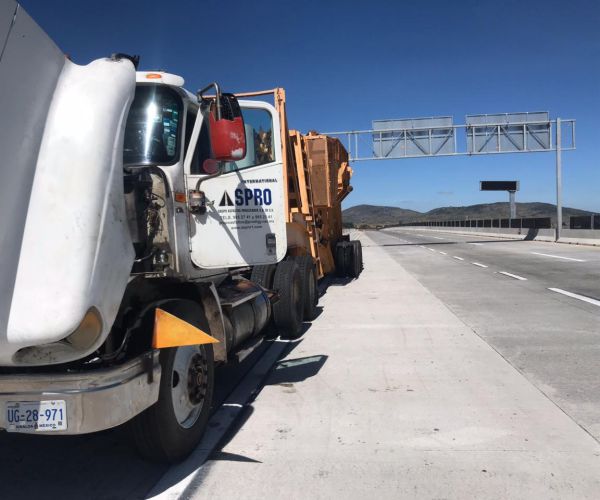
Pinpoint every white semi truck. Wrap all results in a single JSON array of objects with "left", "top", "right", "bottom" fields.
[{"left": 0, "top": 1, "right": 361, "bottom": 462}]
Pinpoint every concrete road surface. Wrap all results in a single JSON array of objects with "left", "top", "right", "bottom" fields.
[
  {"left": 381, "top": 227, "right": 600, "bottom": 440},
  {"left": 172, "top": 229, "right": 600, "bottom": 499}
]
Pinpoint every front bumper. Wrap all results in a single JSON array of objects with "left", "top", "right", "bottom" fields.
[{"left": 0, "top": 351, "right": 161, "bottom": 434}]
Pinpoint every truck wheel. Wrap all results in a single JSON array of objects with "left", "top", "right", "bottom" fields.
[
  {"left": 272, "top": 260, "right": 303, "bottom": 338},
  {"left": 350, "top": 241, "right": 363, "bottom": 278},
  {"left": 292, "top": 255, "right": 319, "bottom": 321},
  {"left": 250, "top": 264, "right": 277, "bottom": 289},
  {"left": 335, "top": 241, "right": 352, "bottom": 277},
  {"left": 357, "top": 241, "right": 363, "bottom": 273},
  {"left": 131, "top": 344, "right": 214, "bottom": 463}
]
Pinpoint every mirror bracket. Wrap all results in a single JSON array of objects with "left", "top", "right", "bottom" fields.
[{"left": 197, "top": 82, "right": 222, "bottom": 120}]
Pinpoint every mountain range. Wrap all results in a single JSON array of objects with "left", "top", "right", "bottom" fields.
[{"left": 342, "top": 202, "right": 594, "bottom": 227}]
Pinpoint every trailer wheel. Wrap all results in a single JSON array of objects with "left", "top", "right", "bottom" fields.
[
  {"left": 250, "top": 264, "right": 277, "bottom": 289},
  {"left": 350, "top": 240, "right": 363, "bottom": 278},
  {"left": 335, "top": 241, "right": 352, "bottom": 277},
  {"left": 357, "top": 241, "right": 363, "bottom": 272},
  {"left": 292, "top": 255, "right": 319, "bottom": 321},
  {"left": 131, "top": 343, "right": 214, "bottom": 463},
  {"left": 272, "top": 260, "right": 303, "bottom": 338}
]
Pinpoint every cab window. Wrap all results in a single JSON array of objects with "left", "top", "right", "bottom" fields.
[
  {"left": 223, "top": 108, "right": 274, "bottom": 172},
  {"left": 189, "top": 107, "right": 275, "bottom": 175},
  {"left": 123, "top": 85, "right": 182, "bottom": 166}
]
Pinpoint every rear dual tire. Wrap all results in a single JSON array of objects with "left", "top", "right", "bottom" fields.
[
  {"left": 272, "top": 260, "right": 304, "bottom": 338},
  {"left": 292, "top": 255, "right": 319, "bottom": 321},
  {"left": 351, "top": 240, "right": 363, "bottom": 278},
  {"left": 250, "top": 264, "right": 277, "bottom": 289},
  {"left": 271, "top": 255, "right": 319, "bottom": 338},
  {"left": 335, "top": 240, "right": 363, "bottom": 278}
]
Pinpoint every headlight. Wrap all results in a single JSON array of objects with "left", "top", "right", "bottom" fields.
[
  {"left": 14, "top": 308, "right": 104, "bottom": 365},
  {"left": 65, "top": 308, "right": 103, "bottom": 350}
]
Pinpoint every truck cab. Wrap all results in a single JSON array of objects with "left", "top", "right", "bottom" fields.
[{"left": 124, "top": 72, "right": 286, "bottom": 281}]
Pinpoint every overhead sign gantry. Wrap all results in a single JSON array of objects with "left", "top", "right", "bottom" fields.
[{"left": 326, "top": 112, "right": 575, "bottom": 239}]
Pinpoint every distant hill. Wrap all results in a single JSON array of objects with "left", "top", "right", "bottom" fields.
[
  {"left": 342, "top": 204, "right": 421, "bottom": 226},
  {"left": 342, "top": 202, "right": 594, "bottom": 227}
]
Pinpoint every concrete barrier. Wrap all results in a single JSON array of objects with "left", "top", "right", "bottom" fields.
[{"left": 393, "top": 226, "right": 600, "bottom": 246}]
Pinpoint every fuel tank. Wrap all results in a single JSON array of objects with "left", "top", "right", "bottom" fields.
[{"left": 0, "top": 1, "right": 136, "bottom": 365}]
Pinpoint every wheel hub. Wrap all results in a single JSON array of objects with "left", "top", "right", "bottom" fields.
[{"left": 187, "top": 353, "right": 207, "bottom": 405}]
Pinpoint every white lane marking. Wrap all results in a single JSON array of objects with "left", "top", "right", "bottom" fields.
[
  {"left": 432, "top": 236, "right": 445, "bottom": 240},
  {"left": 531, "top": 252, "right": 586, "bottom": 262},
  {"left": 439, "top": 251, "right": 448, "bottom": 255},
  {"left": 417, "top": 234, "right": 424, "bottom": 237},
  {"left": 469, "top": 242, "right": 483, "bottom": 246},
  {"left": 453, "top": 256, "right": 465, "bottom": 261},
  {"left": 419, "top": 245, "right": 426, "bottom": 249},
  {"left": 548, "top": 288, "right": 600, "bottom": 307},
  {"left": 427, "top": 247, "right": 436, "bottom": 252},
  {"left": 472, "top": 262, "right": 488, "bottom": 268},
  {"left": 498, "top": 271, "right": 527, "bottom": 281}
]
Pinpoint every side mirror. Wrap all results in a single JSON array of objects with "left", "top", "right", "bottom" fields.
[
  {"left": 209, "top": 93, "right": 246, "bottom": 161},
  {"left": 197, "top": 83, "right": 246, "bottom": 162}
]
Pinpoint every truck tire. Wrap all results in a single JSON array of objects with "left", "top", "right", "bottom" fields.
[
  {"left": 292, "top": 255, "right": 319, "bottom": 321},
  {"left": 250, "top": 264, "right": 277, "bottom": 289},
  {"left": 350, "top": 240, "right": 363, "bottom": 278},
  {"left": 131, "top": 343, "right": 214, "bottom": 463},
  {"left": 334, "top": 242, "right": 345, "bottom": 276},
  {"left": 335, "top": 241, "right": 352, "bottom": 277},
  {"left": 272, "top": 260, "right": 303, "bottom": 338},
  {"left": 357, "top": 241, "right": 363, "bottom": 273}
]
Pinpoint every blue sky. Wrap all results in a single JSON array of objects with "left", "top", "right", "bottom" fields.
[{"left": 21, "top": 0, "right": 600, "bottom": 213}]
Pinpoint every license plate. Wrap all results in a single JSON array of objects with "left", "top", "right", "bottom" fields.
[{"left": 6, "top": 400, "right": 67, "bottom": 432}]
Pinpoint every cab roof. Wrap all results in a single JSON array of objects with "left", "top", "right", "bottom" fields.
[
  {"left": 135, "top": 71, "right": 184, "bottom": 87},
  {"left": 135, "top": 71, "right": 196, "bottom": 102}
]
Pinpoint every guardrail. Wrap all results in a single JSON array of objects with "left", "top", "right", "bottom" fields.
[
  {"left": 569, "top": 215, "right": 600, "bottom": 230},
  {"left": 398, "top": 217, "right": 552, "bottom": 229}
]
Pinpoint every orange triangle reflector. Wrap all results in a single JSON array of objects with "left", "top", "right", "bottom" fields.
[{"left": 152, "top": 308, "right": 219, "bottom": 349}]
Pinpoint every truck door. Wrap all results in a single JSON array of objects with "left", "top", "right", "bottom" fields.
[{"left": 184, "top": 101, "right": 286, "bottom": 269}]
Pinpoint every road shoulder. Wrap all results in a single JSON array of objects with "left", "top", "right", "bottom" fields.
[{"left": 179, "top": 230, "right": 600, "bottom": 499}]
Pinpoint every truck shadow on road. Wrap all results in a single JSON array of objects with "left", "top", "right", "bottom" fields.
[
  {"left": 0, "top": 424, "right": 165, "bottom": 500},
  {"left": 149, "top": 333, "right": 328, "bottom": 496},
  {"left": 265, "top": 354, "right": 328, "bottom": 386},
  {"left": 319, "top": 276, "right": 354, "bottom": 292},
  {"left": 208, "top": 349, "right": 328, "bottom": 465}
]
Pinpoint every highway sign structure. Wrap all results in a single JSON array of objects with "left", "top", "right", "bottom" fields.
[
  {"left": 480, "top": 181, "right": 519, "bottom": 192},
  {"left": 326, "top": 112, "right": 575, "bottom": 239},
  {"left": 371, "top": 117, "right": 456, "bottom": 157},
  {"left": 466, "top": 112, "right": 551, "bottom": 153},
  {"left": 480, "top": 181, "right": 520, "bottom": 220}
]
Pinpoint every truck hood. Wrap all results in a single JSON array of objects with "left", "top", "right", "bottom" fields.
[{"left": 0, "top": 2, "right": 135, "bottom": 365}]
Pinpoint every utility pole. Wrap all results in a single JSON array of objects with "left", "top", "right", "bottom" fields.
[
  {"left": 555, "top": 118, "right": 562, "bottom": 240},
  {"left": 508, "top": 190, "right": 516, "bottom": 228},
  {"left": 509, "top": 191, "right": 516, "bottom": 219}
]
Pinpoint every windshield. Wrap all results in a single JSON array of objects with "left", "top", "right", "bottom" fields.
[{"left": 123, "top": 85, "right": 183, "bottom": 166}]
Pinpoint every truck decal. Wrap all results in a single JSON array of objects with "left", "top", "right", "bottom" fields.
[
  {"left": 234, "top": 188, "right": 272, "bottom": 206},
  {"left": 218, "top": 191, "right": 235, "bottom": 207}
]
